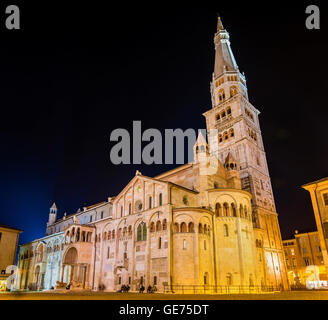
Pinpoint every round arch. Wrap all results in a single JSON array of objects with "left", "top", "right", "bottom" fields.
[{"left": 63, "top": 247, "right": 78, "bottom": 265}]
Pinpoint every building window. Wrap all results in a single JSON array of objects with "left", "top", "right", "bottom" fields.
[
  {"left": 223, "top": 224, "right": 229, "bottom": 237},
  {"left": 149, "top": 196, "right": 152, "bottom": 209},
  {"left": 129, "top": 202, "right": 132, "bottom": 215},
  {"left": 137, "top": 223, "right": 147, "bottom": 242},
  {"left": 290, "top": 248, "right": 295, "bottom": 256},
  {"left": 129, "top": 277, "right": 131, "bottom": 285},
  {"left": 120, "top": 206, "right": 123, "bottom": 217},
  {"left": 304, "top": 258, "right": 310, "bottom": 266},
  {"left": 292, "top": 258, "right": 296, "bottom": 267},
  {"left": 118, "top": 277, "right": 121, "bottom": 285},
  {"left": 323, "top": 193, "right": 328, "bottom": 206},
  {"left": 0, "top": 232, "right": 2, "bottom": 242},
  {"left": 183, "top": 239, "right": 187, "bottom": 250},
  {"left": 302, "top": 247, "right": 307, "bottom": 254},
  {"left": 158, "top": 237, "right": 162, "bottom": 249},
  {"left": 154, "top": 276, "right": 157, "bottom": 285},
  {"left": 107, "top": 247, "right": 110, "bottom": 259},
  {"left": 159, "top": 193, "right": 163, "bottom": 206}
]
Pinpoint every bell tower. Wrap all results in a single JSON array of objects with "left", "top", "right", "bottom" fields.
[
  {"left": 203, "top": 16, "right": 288, "bottom": 289},
  {"left": 47, "top": 202, "right": 57, "bottom": 226}
]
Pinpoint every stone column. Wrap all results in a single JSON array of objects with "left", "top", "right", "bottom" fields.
[
  {"left": 131, "top": 224, "right": 136, "bottom": 291},
  {"left": 194, "top": 224, "right": 199, "bottom": 285},
  {"left": 145, "top": 225, "right": 151, "bottom": 288},
  {"left": 131, "top": 184, "right": 135, "bottom": 214},
  {"left": 61, "top": 265, "right": 65, "bottom": 283},
  {"left": 236, "top": 218, "right": 245, "bottom": 285}
]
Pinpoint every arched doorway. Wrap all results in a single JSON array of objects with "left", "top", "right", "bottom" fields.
[{"left": 62, "top": 247, "right": 78, "bottom": 286}]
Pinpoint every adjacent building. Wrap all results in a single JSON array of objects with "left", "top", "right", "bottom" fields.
[
  {"left": 0, "top": 224, "right": 22, "bottom": 291},
  {"left": 283, "top": 230, "right": 327, "bottom": 288},
  {"left": 302, "top": 178, "right": 328, "bottom": 282},
  {"left": 15, "top": 17, "right": 289, "bottom": 293}
]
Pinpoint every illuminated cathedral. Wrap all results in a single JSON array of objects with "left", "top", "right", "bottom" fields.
[{"left": 15, "top": 17, "right": 289, "bottom": 293}]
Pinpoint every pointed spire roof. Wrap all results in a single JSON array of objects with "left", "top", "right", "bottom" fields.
[
  {"left": 195, "top": 131, "right": 208, "bottom": 147},
  {"left": 217, "top": 16, "right": 224, "bottom": 31},
  {"left": 214, "top": 16, "right": 238, "bottom": 77},
  {"left": 225, "top": 152, "right": 236, "bottom": 164},
  {"left": 51, "top": 202, "right": 57, "bottom": 210}
]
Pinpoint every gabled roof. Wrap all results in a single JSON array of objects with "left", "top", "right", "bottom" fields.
[{"left": 114, "top": 173, "right": 168, "bottom": 202}]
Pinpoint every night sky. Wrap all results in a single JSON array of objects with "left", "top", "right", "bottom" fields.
[{"left": 0, "top": 2, "right": 327, "bottom": 245}]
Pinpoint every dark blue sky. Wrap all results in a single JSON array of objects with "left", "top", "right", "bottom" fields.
[{"left": 0, "top": 3, "right": 327, "bottom": 244}]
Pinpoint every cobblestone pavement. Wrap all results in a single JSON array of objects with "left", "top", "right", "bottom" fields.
[{"left": 1, "top": 290, "right": 328, "bottom": 300}]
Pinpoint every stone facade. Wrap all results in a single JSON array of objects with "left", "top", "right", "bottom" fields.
[{"left": 15, "top": 17, "right": 289, "bottom": 293}]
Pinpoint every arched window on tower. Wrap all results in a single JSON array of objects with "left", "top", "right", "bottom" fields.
[
  {"left": 156, "top": 220, "right": 162, "bottom": 232},
  {"left": 218, "top": 89, "right": 225, "bottom": 102},
  {"left": 230, "top": 86, "right": 238, "bottom": 97},
  {"left": 150, "top": 222, "right": 155, "bottom": 233},
  {"left": 229, "top": 128, "right": 234, "bottom": 138},
  {"left": 188, "top": 222, "right": 194, "bottom": 233},
  {"left": 198, "top": 223, "right": 203, "bottom": 234}
]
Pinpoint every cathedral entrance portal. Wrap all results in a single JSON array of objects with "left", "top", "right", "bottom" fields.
[
  {"left": 62, "top": 247, "right": 78, "bottom": 286},
  {"left": 61, "top": 247, "right": 89, "bottom": 289}
]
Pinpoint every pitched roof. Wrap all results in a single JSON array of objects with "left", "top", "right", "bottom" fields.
[{"left": 0, "top": 223, "right": 23, "bottom": 232}]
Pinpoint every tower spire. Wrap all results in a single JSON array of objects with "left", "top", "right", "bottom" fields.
[
  {"left": 217, "top": 15, "right": 224, "bottom": 32},
  {"left": 213, "top": 16, "right": 238, "bottom": 77}
]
